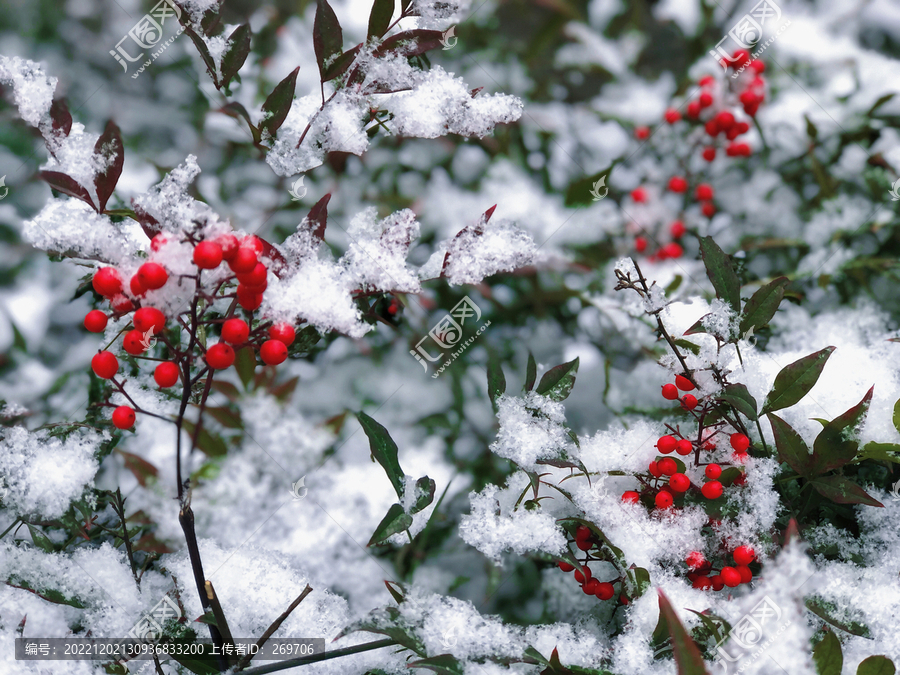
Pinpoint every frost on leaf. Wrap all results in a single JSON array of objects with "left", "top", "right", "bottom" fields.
[
  {"left": 437, "top": 217, "right": 537, "bottom": 285},
  {"left": 0, "top": 426, "right": 101, "bottom": 519},
  {"left": 460, "top": 474, "right": 567, "bottom": 563},
  {"left": 410, "top": 0, "right": 470, "bottom": 30},
  {"left": 0, "top": 55, "right": 57, "bottom": 127},
  {"left": 488, "top": 391, "right": 573, "bottom": 471},
  {"left": 701, "top": 298, "right": 740, "bottom": 341},
  {"left": 341, "top": 207, "right": 422, "bottom": 293}
]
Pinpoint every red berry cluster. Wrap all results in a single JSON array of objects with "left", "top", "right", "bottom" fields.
[
  {"left": 84, "top": 232, "right": 299, "bottom": 430},
  {"left": 629, "top": 54, "right": 767, "bottom": 259},
  {"left": 556, "top": 526, "right": 619, "bottom": 602},
  {"left": 685, "top": 545, "right": 756, "bottom": 591}
]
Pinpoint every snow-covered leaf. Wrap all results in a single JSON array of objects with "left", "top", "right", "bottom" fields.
[{"left": 699, "top": 236, "right": 741, "bottom": 314}]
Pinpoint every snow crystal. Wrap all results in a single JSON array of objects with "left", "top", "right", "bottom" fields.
[
  {"left": 0, "top": 426, "right": 101, "bottom": 519},
  {"left": 340, "top": 207, "right": 423, "bottom": 293},
  {"left": 489, "top": 391, "right": 573, "bottom": 470},
  {"left": 411, "top": 0, "right": 470, "bottom": 30},
  {"left": 0, "top": 55, "right": 57, "bottom": 127},
  {"left": 700, "top": 298, "right": 739, "bottom": 341},
  {"left": 438, "top": 217, "right": 537, "bottom": 285}
]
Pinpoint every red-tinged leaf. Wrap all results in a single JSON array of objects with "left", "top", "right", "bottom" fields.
[
  {"left": 132, "top": 532, "right": 174, "bottom": 555},
  {"left": 94, "top": 120, "right": 124, "bottom": 213},
  {"left": 203, "top": 406, "right": 243, "bottom": 429},
  {"left": 130, "top": 199, "right": 162, "bottom": 240},
  {"left": 783, "top": 518, "right": 801, "bottom": 545},
  {"left": 471, "top": 86, "right": 483, "bottom": 97},
  {"left": 368, "top": 0, "right": 394, "bottom": 39},
  {"left": 525, "top": 352, "right": 537, "bottom": 392},
  {"left": 810, "top": 475, "right": 884, "bottom": 507},
  {"left": 40, "top": 171, "right": 96, "bottom": 210},
  {"left": 373, "top": 29, "right": 444, "bottom": 58},
  {"left": 314, "top": 0, "right": 344, "bottom": 81},
  {"left": 181, "top": 23, "right": 219, "bottom": 86},
  {"left": 439, "top": 205, "right": 495, "bottom": 276},
  {"left": 259, "top": 67, "right": 299, "bottom": 140},
  {"left": 767, "top": 413, "right": 813, "bottom": 477},
  {"left": 811, "top": 386, "right": 874, "bottom": 474},
  {"left": 116, "top": 449, "right": 159, "bottom": 487},
  {"left": 683, "top": 315, "right": 709, "bottom": 336},
  {"left": 323, "top": 45, "right": 361, "bottom": 82},
  {"left": 210, "top": 380, "right": 241, "bottom": 402},
  {"left": 535, "top": 357, "right": 579, "bottom": 402},
  {"left": 270, "top": 376, "right": 299, "bottom": 402},
  {"left": 303, "top": 193, "right": 331, "bottom": 242},
  {"left": 760, "top": 346, "right": 836, "bottom": 414},
  {"left": 657, "top": 591, "right": 710, "bottom": 675},
  {"left": 49, "top": 98, "right": 72, "bottom": 137},
  {"left": 257, "top": 236, "right": 289, "bottom": 276},
  {"left": 220, "top": 23, "right": 251, "bottom": 90},
  {"left": 200, "top": 0, "right": 225, "bottom": 37},
  {"left": 220, "top": 101, "right": 261, "bottom": 144}
]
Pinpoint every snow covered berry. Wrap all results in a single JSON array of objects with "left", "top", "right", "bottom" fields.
[
  {"left": 685, "top": 551, "right": 706, "bottom": 570},
  {"left": 206, "top": 343, "right": 235, "bottom": 370},
  {"left": 217, "top": 234, "right": 239, "bottom": 261},
  {"left": 221, "top": 318, "right": 250, "bottom": 344},
  {"left": 137, "top": 262, "right": 168, "bottom": 290},
  {"left": 701, "top": 480, "right": 723, "bottom": 499},
  {"left": 84, "top": 310, "right": 108, "bottom": 333},
  {"left": 733, "top": 545, "right": 756, "bottom": 565},
  {"left": 91, "top": 351, "right": 119, "bottom": 379},
  {"left": 621, "top": 491, "right": 640, "bottom": 504},
  {"left": 154, "top": 361, "right": 179, "bottom": 388},
  {"left": 92, "top": 267, "right": 122, "bottom": 297},
  {"left": 194, "top": 241, "right": 224, "bottom": 269},
  {"left": 730, "top": 433, "right": 750, "bottom": 452},
  {"left": 112, "top": 406, "right": 136, "bottom": 430},
  {"left": 260, "top": 339, "right": 288, "bottom": 365},
  {"left": 661, "top": 383, "right": 678, "bottom": 400}
]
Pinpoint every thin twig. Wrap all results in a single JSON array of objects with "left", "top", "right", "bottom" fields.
[{"left": 235, "top": 585, "right": 313, "bottom": 671}]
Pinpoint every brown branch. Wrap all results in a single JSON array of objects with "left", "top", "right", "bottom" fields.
[{"left": 235, "top": 585, "right": 313, "bottom": 671}]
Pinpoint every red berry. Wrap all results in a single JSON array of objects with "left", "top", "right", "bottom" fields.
[
  {"left": 686, "top": 100, "right": 701, "bottom": 119},
  {"left": 206, "top": 343, "right": 235, "bottom": 370},
  {"left": 737, "top": 565, "right": 753, "bottom": 584},
  {"left": 692, "top": 576, "right": 712, "bottom": 590},
  {"left": 702, "top": 146, "right": 717, "bottom": 162},
  {"left": 635, "top": 236, "right": 648, "bottom": 253},
  {"left": 133, "top": 307, "right": 166, "bottom": 334},
  {"left": 733, "top": 545, "right": 756, "bottom": 565},
  {"left": 701, "top": 480, "right": 723, "bottom": 499},
  {"left": 268, "top": 323, "right": 296, "bottom": 346},
  {"left": 698, "top": 75, "right": 715, "bottom": 87},
  {"left": 670, "top": 221, "right": 686, "bottom": 238},
  {"left": 123, "top": 329, "right": 148, "bottom": 355},
  {"left": 710, "top": 575, "right": 725, "bottom": 591},
  {"left": 573, "top": 566, "right": 592, "bottom": 583},
  {"left": 686, "top": 551, "right": 706, "bottom": 570},
  {"left": 675, "top": 374, "right": 695, "bottom": 391},
  {"left": 621, "top": 491, "right": 640, "bottom": 504},
  {"left": 681, "top": 394, "right": 698, "bottom": 410},
  {"left": 675, "top": 439, "right": 693, "bottom": 456},
  {"left": 577, "top": 538, "right": 593, "bottom": 551},
  {"left": 84, "top": 310, "right": 108, "bottom": 333},
  {"left": 701, "top": 202, "right": 716, "bottom": 218},
  {"left": 557, "top": 561, "right": 575, "bottom": 572},
  {"left": 150, "top": 234, "right": 168, "bottom": 251},
  {"left": 112, "top": 406, "right": 136, "bottom": 430},
  {"left": 110, "top": 294, "right": 134, "bottom": 314},
  {"left": 739, "top": 90, "right": 759, "bottom": 107},
  {"left": 750, "top": 60, "right": 765, "bottom": 73},
  {"left": 648, "top": 461, "right": 663, "bottom": 478},
  {"left": 736, "top": 121, "right": 750, "bottom": 134},
  {"left": 657, "top": 435, "right": 677, "bottom": 454},
  {"left": 668, "top": 176, "right": 688, "bottom": 193},
  {"left": 705, "top": 464, "right": 722, "bottom": 479},
  {"left": 699, "top": 92, "right": 713, "bottom": 108},
  {"left": 243, "top": 235, "right": 264, "bottom": 255},
  {"left": 635, "top": 126, "right": 650, "bottom": 140},
  {"left": 725, "top": 126, "right": 741, "bottom": 141},
  {"left": 92, "top": 267, "right": 123, "bottom": 297},
  {"left": 658, "top": 458, "right": 677, "bottom": 476},
  {"left": 630, "top": 188, "right": 647, "bottom": 203},
  {"left": 595, "top": 582, "right": 615, "bottom": 600},
  {"left": 730, "top": 433, "right": 750, "bottom": 452},
  {"left": 154, "top": 361, "right": 179, "bottom": 388},
  {"left": 662, "top": 243, "right": 683, "bottom": 259},
  {"left": 669, "top": 473, "right": 690, "bottom": 492},
  {"left": 574, "top": 525, "right": 590, "bottom": 540},
  {"left": 229, "top": 247, "right": 258, "bottom": 274},
  {"left": 705, "top": 119, "right": 719, "bottom": 136},
  {"left": 664, "top": 108, "right": 681, "bottom": 124},
  {"left": 582, "top": 578, "right": 600, "bottom": 595},
  {"left": 619, "top": 594, "right": 629, "bottom": 605},
  {"left": 260, "top": 339, "right": 288, "bottom": 366},
  {"left": 237, "top": 262, "right": 267, "bottom": 287},
  {"left": 236, "top": 285, "right": 263, "bottom": 311},
  {"left": 194, "top": 241, "right": 223, "bottom": 270},
  {"left": 130, "top": 274, "right": 146, "bottom": 298},
  {"left": 91, "top": 351, "right": 119, "bottom": 379},
  {"left": 655, "top": 491, "right": 674, "bottom": 509},
  {"left": 137, "top": 263, "right": 168, "bottom": 290},
  {"left": 695, "top": 184, "right": 714, "bottom": 201},
  {"left": 733, "top": 472, "right": 747, "bottom": 486},
  {"left": 720, "top": 566, "right": 741, "bottom": 588},
  {"left": 221, "top": 318, "right": 250, "bottom": 344},
  {"left": 732, "top": 49, "right": 751, "bottom": 68},
  {"left": 217, "top": 234, "right": 239, "bottom": 261},
  {"left": 714, "top": 111, "right": 735, "bottom": 131},
  {"left": 661, "top": 383, "right": 679, "bottom": 400}
]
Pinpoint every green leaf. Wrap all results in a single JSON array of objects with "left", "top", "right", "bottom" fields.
[
  {"left": 535, "top": 357, "right": 579, "bottom": 401},
  {"left": 204, "top": 406, "right": 243, "bottom": 429},
  {"left": 367, "top": 0, "right": 394, "bottom": 38},
  {"left": 857, "top": 656, "right": 895, "bottom": 675},
  {"left": 806, "top": 598, "right": 871, "bottom": 637},
  {"left": 892, "top": 397, "right": 900, "bottom": 436},
  {"left": 409, "top": 475, "right": 435, "bottom": 514},
  {"left": 719, "top": 383, "right": 758, "bottom": 421},
  {"left": 564, "top": 166, "right": 614, "bottom": 207},
  {"left": 698, "top": 236, "right": 741, "bottom": 314},
  {"left": 867, "top": 92, "right": 895, "bottom": 116},
  {"left": 357, "top": 411, "right": 405, "bottom": 499},
  {"left": 384, "top": 580, "right": 405, "bottom": 603},
  {"left": 525, "top": 352, "right": 537, "bottom": 391},
  {"left": 811, "top": 386, "right": 873, "bottom": 474},
  {"left": 739, "top": 276, "right": 789, "bottom": 337},
  {"left": 656, "top": 591, "right": 710, "bottom": 675},
  {"left": 767, "top": 413, "right": 813, "bottom": 477},
  {"left": 487, "top": 353, "right": 506, "bottom": 406},
  {"left": 322, "top": 45, "right": 361, "bottom": 82},
  {"left": 857, "top": 442, "right": 900, "bottom": 465},
  {"left": 93, "top": 120, "right": 124, "bottom": 213},
  {"left": 685, "top": 609, "right": 731, "bottom": 645},
  {"left": 812, "top": 631, "right": 842, "bottom": 675},
  {"left": 368, "top": 503, "right": 412, "bottom": 545},
  {"left": 674, "top": 339, "right": 701, "bottom": 355},
  {"left": 407, "top": 654, "right": 464, "bottom": 675},
  {"left": 810, "top": 475, "right": 883, "bottom": 507},
  {"left": 26, "top": 524, "right": 55, "bottom": 553},
  {"left": 5, "top": 578, "right": 85, "bottom": 608},
  {"left": 760, "top": 347, "right": 836, "bottom": 414},
  {"left": 259, "top": 67, "right": 299, "bottom": 140},
  {"left": 220, "top": 23, "right": 252, "bottom": 90},
  {"left": 336, "top": 606, "right": 426, "bottom": 655},
  {"left": 234, "top": 347, "right": 256, "bottom": 389},
  {"left": 181, "top": 420, "right": 228, "bottom": 457},
  {"left": 314, "top": 0, "right": 344, "bottom": 81}
]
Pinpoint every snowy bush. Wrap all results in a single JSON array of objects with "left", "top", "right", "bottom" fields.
[{"left": 1, "top": 0, "right": 899, "bottom": 674}]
